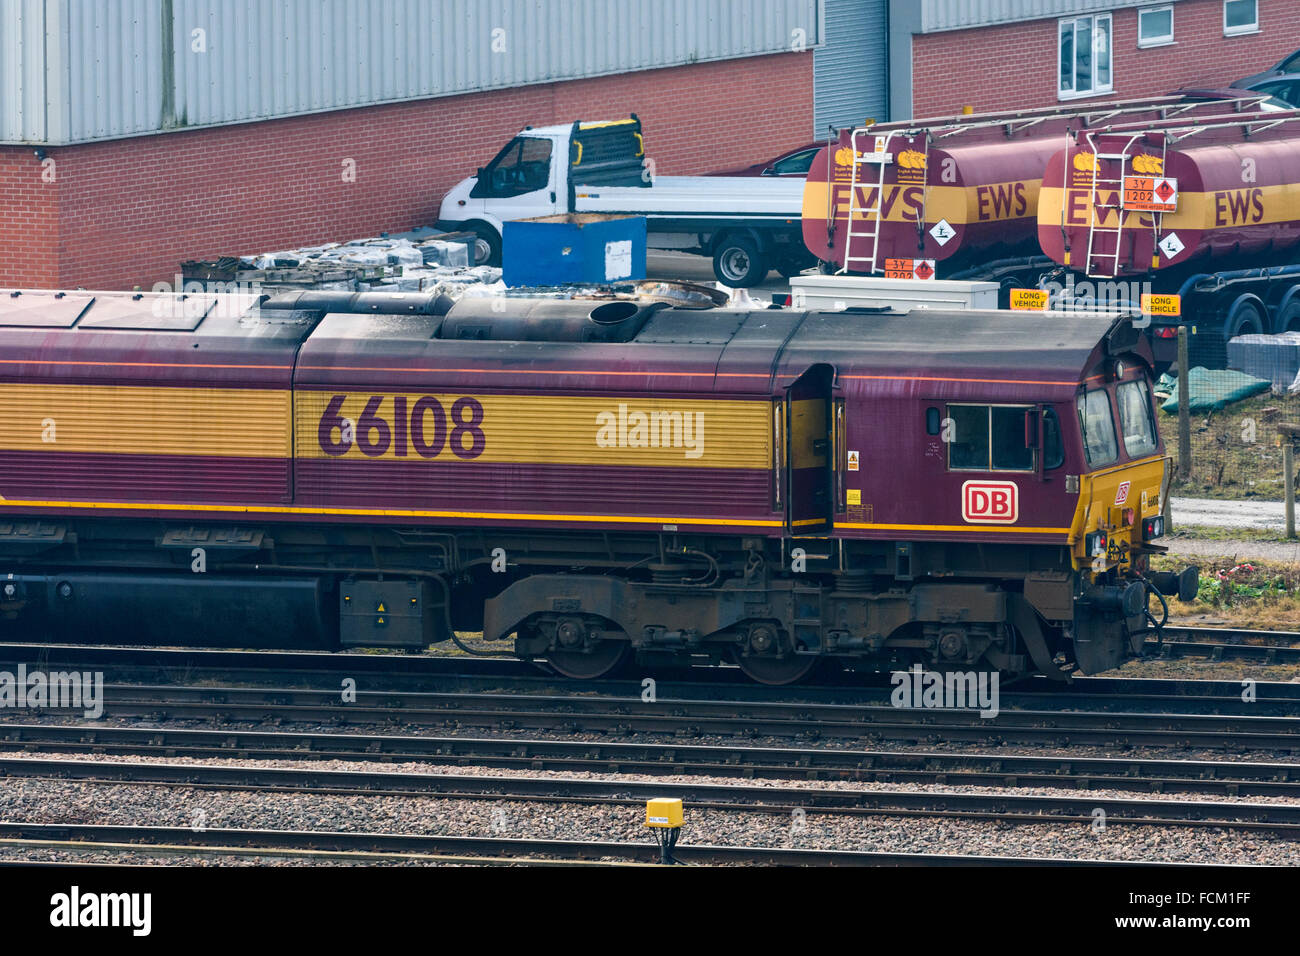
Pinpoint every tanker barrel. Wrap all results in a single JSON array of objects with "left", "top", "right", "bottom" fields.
[
  {"left": 259, "top": 290, "right": 455, "bottom": 316},
  {"left": 439, "top": 298, "right": 665, "bottom": 342}
]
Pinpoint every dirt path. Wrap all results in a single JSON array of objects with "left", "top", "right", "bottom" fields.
[{"left": 1171, "top": 496, "right": 1291, "bottom": 532}]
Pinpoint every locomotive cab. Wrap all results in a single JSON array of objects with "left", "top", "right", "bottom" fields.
[{"left": 1064, "top": 338, "right": 1197, "bottom": 673}]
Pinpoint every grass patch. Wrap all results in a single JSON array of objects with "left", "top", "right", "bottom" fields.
[
  {"left": 1167, "top": 524, "right": 1293, "bottom": 543},
  {"left": 1150, "top": 553, "right": 1300, "bottom": 630}
]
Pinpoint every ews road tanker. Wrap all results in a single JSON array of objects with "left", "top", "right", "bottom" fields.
[{"left": 802, "top": 93, "right": 1300, "bottom": 365}]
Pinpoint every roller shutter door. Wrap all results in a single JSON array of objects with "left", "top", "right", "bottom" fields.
[{"left": 813, "top": 0, "right": 889, "bottom": 136}]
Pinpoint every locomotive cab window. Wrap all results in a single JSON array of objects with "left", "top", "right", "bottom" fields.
[
  {"left": 1076, "top": 389, "right": 1119, "bottom": 467},
  {"left": 946, "top": 404, "right": 1035, "bottom": 472},
  {"left": 1117, "top": 381, "right": 1158, "bottom": 458}
]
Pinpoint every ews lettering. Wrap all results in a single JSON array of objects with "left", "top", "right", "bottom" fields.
[
  {"left": 1214, "top": 188, "right": 1264, "bottom": 226},
  {"left": 976, "top": 182, "right": 1027, "bottom": 220},
  {"left": 1066, "top": 191, "right": 1154, "bottom": 228},
  {"left": 832, "top": 183, "right": 925, "bottom": 221},
  {"left": 318, "top": 395, "right": 485, "bottom": 459}
]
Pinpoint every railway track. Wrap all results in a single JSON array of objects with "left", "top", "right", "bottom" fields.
[
  {"left": 25, "top": 681, "right": 1297, "bottom": 751},
  {"left": 0, "top": 638, "right": 1294, "bottom": 868},
  {"left": 3, "top": 627, "right": 1299, "bottom": 699},
  {"left": 2, "top": 642, "right": 1299, "bottom": 716},
  {"left": 1158, "top": 625, "right": 1300, "bottom": 646},
  {"left": 2, "top": 754, "right": 1298, "bottom": 835},
  {"left": 0, "top": 822, "right": 1170, "bottom": 867},
  {"left": 4, "top": 722, "right": 1300, "bottom": 797},
  {"left": 1142, "top": 625, "right": 1300, "bottom": 664}
]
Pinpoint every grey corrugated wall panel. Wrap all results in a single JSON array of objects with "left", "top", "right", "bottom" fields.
[
  {"left": 0, "top": 0, "right": 51, "bottom": 142},
  {"left": 3, "top": 0, "right": 821, "bottom": 145},
  {"left": 814, "top": 0, "right": 888, "bottom": 135},
  {"left": 67, "top": 0, "right": 165, "bottom": 141},
  {"left": 921, "top": 0, "right": 1180, "bottom": 33}
]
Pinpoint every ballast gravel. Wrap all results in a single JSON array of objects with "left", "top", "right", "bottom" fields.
[{"left": 0, "top": 775, "right": 1294, "bottom": 866}]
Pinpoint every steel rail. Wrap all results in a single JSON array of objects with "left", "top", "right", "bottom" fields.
[
  {"left": 0, "top": 822, "right": 1180, "bottom": 867},
  {"left": 3, "top": 722, "right": 1300, "bottom": 797},
  {"left": 5, "top": 756, "right": 1300, "bottom": 834}
]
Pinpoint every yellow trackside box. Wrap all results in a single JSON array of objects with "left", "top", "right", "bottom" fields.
[{"left": 645, "top": 798, "right": 683, "bottom": 829}]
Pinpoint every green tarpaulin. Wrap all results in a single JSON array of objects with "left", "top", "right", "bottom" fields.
[{"left": 1159, "top": 367, "right": 1271, "bottom": 414}]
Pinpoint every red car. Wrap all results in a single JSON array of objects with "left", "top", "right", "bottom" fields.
[{"left": 707, "top": 143, "right": 823, "bottom": 178}]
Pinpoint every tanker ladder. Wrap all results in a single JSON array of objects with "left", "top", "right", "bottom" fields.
[
  {"left": 1082, "top": 130, "right": 1144, "bottom": 279},
  {"left": 839, "top": 128, "right": 896, "bottom": 276}
]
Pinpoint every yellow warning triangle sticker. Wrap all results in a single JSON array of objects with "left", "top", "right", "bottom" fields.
[
  {"left": 377, "top": 617, "right": 386, "bottom": 625},
  {"left": 377, "top": 603, "right": 386, "bottom": 613}
]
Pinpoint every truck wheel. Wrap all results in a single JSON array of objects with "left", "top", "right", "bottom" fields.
[
  {"left": 1226, "top": 298, "right": 1265, "bottom": 337},
  {"left": 1278, "top": 299, "right": 1300, "bottom": 332},
  {"left": 471, "top": 224, "right": 502, "bottom": 268},
  {"left": 713, "top": 236, "right": 768, "bottom": 287}
]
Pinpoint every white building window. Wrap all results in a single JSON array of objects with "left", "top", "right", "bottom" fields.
[
  {"left": 1224, "top": 0, "right": 1259, "bottom": 35},
  {"left": 1138, "top": 5, "right": 1174, "bottom": 47},
  {"left": 1059, "top": 14, "right": 1113, "bottom": 99}
]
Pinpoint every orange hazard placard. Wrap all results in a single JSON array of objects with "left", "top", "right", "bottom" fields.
[
  {"left": 883, "top": 258, "right": 936, "bottom": 280},
  {"left": 1123, "top": 175, "right": 1177, "bottom": 212}
]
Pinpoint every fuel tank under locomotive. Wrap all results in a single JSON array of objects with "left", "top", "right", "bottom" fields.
[{"left": 0, "top": 573, "right": 449, "bottom": 650}]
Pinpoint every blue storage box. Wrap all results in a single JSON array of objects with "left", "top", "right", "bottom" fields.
[{"left": 503, "top": 214, "right": 647, "bottom": 287}]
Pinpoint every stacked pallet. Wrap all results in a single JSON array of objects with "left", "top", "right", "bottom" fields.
[{"left": 181, "top": 229, "right": 494, "bottom": 296}]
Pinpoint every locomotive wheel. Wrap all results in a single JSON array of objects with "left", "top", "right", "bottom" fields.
[
  {"left": 731, "top": 648, "right": 818, "bottom": 685},
  {"left": 546, "top": 639, "right": 631, "bottom": 680}
]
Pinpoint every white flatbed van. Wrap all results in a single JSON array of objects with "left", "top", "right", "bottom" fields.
[{"left": 436, "top": 117, "right": 809, "bottom": 286}]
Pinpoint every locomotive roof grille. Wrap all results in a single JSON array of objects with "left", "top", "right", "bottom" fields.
[{"left": 0, "top": 289, "right": 1144, "bottom": 384}]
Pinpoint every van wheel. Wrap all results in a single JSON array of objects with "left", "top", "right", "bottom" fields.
[
  {"left": 471, "top": 224, "right": 502, "bottom": 267},
  {"left": 713, "top": 236, "right": 768, "bottom": 287}
]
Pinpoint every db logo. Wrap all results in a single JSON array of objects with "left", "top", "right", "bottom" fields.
[
  {"left": 1114, "top": 481, "right": 1131, "bottom": 506},
  {"left": 962, "top": 480, "right": 1019, "bottom": 524}
]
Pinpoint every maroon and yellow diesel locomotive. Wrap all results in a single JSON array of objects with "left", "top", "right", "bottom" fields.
[{"left": 0, "top": 289, "right": 1195, "bottom": 683}]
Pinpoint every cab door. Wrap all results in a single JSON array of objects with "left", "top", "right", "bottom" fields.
[
  {"left": 468, "top": 135, "right": 562, "bottom": 220},
  {"left": 784, "top": 365, "right": 835, "bottom": 535}
]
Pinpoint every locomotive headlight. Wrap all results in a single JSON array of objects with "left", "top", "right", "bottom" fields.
[
  {"left": 1143, "top": 515, "right": 1166, "bottom": 540},
  {"left": 1086, "top": 530, "right": 1108, "bottom": 557}
]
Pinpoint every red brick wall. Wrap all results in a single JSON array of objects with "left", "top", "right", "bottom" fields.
[
  {"left": 0, "top": 51, "right": 812, "bottom": 290},
  {"left": 912, "top": 0, "right": 1300, "bottom": 118},
  {"left": 0, "top": 150, "right": 62, "bottom": 287}
]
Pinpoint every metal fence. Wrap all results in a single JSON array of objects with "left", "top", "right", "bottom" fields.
[{"left": 1160, "top": 328, "right": 1299, "bottom": 536}]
